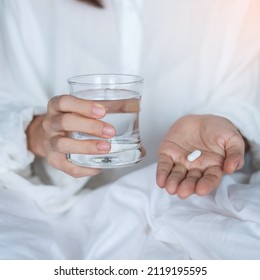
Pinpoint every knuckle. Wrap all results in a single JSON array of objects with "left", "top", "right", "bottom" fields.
[
  {"left": 74, "top": 97, "right": 94, "bottom": 111},
  {"left": 47, "top": 95, "right": 61, "bottom": 111},
  {"left": 89, "top": 120, "right": 104, "bottom": 135},
  {"left": 87, "top": 101, "right": 97, "bottom": 115},
  {"left": 169, "top": 171, "right": 183, "bottom": 179},
  {"left": 57, "top": 113, "right": 70, "bottom": 130},
  {"left": 69, "top": 168, "right": 80, "bottom": 178},
  {"left": 56, "top": 95, "right": 70, "bottom": 111},
  {"left": 97, "top": 121, "right": 106, "bottom": 134},
  {"left": 42, "top": 117, "right": 50, "bottom": 131},
  {"left": 67, "top": 166, "right": 84, "bottom": 178},
  {"left": 80, "top": 141, "right": 94, "bottom": 154},
  {"left": 47, "top": 97, "right": 55, "bottom": 112},
  {"left": 50, "top": 136, "right": 64, "bottom": 152},
  {"left": 49, "top": 113, "right": 70, "bottom": 131},
  {"left": 186, "top": 175, "right": 199, "bottom": 181},
  {"left": 49, "top": 95, "right": 70, "bottom": 112},
  {"left": 55, "top": 137, "right": 66, "bottom": 153},
  {"left": 204, "top": 174, "right": 218, "bottom": 183},
  {"left": 42, "top": 138, "right": 50, "bottom": 151}
]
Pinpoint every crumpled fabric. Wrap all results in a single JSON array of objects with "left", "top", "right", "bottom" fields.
[{"left": 0, "top": 163, "right": 259, "bottom": 260}]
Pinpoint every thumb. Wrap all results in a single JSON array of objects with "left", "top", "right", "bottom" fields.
[{"left": 223, "top": 141, "right": 245, "bottom": 174}]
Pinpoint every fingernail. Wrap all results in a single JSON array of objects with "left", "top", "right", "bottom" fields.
[
  {"left": 97, "top": 142, "right": 110, "bottom": 151},
  {"left": 103, "top": 125, "right": 116, "bottom": 137},
  {"left": 92, "top": 105, "right": 106, "bottom": 117}
]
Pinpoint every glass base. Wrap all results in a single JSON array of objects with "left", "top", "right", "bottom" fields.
[{"left": 67, "top": 146, "right": 146, "bottom": 169}]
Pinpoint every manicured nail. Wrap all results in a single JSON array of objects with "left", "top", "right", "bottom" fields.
[
  {"left": 103, "top": 125, "right": 116, "bottom": 137},
  {"left": 97, "top": 142, "right": 110, "bottom": 151},
  {"left": 92, "top": 105, "right": 106, "bottom": 117}
]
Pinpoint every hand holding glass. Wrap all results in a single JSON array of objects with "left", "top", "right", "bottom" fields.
[{"left": 67, "top": 74, "right": 146, "bottom": 168}]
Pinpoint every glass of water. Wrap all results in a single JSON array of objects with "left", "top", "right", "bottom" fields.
[{"left": 67, "top": 74, "right": 146, "bottom": 168}]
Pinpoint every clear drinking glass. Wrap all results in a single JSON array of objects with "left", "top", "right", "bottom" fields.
[{"left": 67, "top": 74, "right": 146, "bottom": 168}]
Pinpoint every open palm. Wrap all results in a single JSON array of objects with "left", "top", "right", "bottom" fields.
[{"left": 156, "top": 115, "right": 246, "bottom": 198}]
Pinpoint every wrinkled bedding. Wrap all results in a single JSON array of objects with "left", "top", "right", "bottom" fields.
[{"left": 0, "top": 163, "right": 259, "bottom": 260}]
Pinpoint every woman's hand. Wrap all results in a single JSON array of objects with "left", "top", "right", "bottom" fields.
[
  {"left": 26, "top": 95, "right": 116, "bottom": 177},
  {"left": 156, "top": 114, "right": 246, "bottom": 198}
]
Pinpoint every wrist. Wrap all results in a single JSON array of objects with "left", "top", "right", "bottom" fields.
[{"left": 26, "top": 115, "right": 46, "bottom": 157}]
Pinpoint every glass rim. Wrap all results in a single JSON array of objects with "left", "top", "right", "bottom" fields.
[{"left": 67, "top": 73, "right": 144, "bottom": 86}]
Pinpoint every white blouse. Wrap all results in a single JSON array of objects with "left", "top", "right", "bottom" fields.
[{"left": 0, "top": 0, "right": 259, "bottom": 211}]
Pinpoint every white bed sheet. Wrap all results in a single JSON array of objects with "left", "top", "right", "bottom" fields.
[{"left": 0, "top": 163, "right": 260, "bottom": 260}]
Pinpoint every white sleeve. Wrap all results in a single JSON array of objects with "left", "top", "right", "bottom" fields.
[
  {"left": 0, "top": 1, "right": 48, "bottom": 172},
  {"left": 0, "top": 1, "right": 91, "bottom": 211},
  {"left": 0, "top": 103, "right": 45, "bottom": 172},
  {"left": 193, "top": 0, "right": 260, "bottom": 168}
]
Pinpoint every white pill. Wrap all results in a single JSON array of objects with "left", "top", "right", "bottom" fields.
[{"left": 187, "top": 149, "right": 202, "bottom": 162}]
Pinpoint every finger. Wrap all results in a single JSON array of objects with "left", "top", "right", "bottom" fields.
[
  {"left": 165, "top": 163, "right": 187, "bottom": 195},
  {"left": 195, "top": 166, "right": 223, "bottom": 196},
  {"left": 177, "top": 168, "right": 203, "bottom": 199},
  {"left": 48, "top": 95, "right": 106, "bottom": 119},
  {"left": 47, "top": 152, "right": 101, "bottom": 178},
  {"left": 50, "top": 113, "right": 116, "bottom": 138},
  {"left": 50, "top": 136, "right": 111, "bottom": 154},
  {"left": 156, "top": 153, "right": 174, "bottom": 188},
  {"left": 223, "top": 142, "right": 245, "bottom": 174}
]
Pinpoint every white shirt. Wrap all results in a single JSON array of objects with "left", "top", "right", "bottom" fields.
[{"left": 0, "top": 0, "right": 260, "bottom": 211}]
